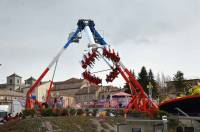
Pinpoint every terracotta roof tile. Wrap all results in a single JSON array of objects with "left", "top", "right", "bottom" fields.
[
  {"left": 54, "top": 78, "right": 84, "bottom": 85},
  {"left": 52, "top": 78, "right": 85, "bottom": 91}
]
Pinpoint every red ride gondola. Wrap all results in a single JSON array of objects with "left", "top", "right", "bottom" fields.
[{"left": 82, "top": 70, "right": 102, "bottom": 85}]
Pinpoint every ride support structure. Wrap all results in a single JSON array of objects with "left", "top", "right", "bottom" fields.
[{"left": 25, "top": 19, "right": 158, "bottom": 113}]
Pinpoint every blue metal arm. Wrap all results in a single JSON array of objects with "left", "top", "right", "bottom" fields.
[
  {"left": 64, "top": 28, "right": 82, "bottom": 49},
  {"left": 90, "top": 26, "right": 107, "bottom": 46}
]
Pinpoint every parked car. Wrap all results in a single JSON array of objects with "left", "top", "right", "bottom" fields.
[{"left": 0, "top": 110, "right": 7, "bottom": 123}]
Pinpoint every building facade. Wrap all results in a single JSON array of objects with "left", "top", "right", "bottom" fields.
[
  {"left": 166, "top": 79, "right": 200, "bottom": 97},
  {"left": 50, "top": 78, "right": 90, "bottom": 107},
  {"left": 51, "top": 78, "right": 121, "bottom": 107},
  {"left": 75, "top": 86, "right": 101, "bottom": 104},
  {"left": 0, "top": 74, "right": 122, "bottom": 109},
  {"left": 22, "top": 81, "right": 51, "bottom": 102},
  {"left": 25, "top": 77, "right": 36, "bottom": 86},
  {"left": 0, "top": 90, "right": 25, "bottom": 105},
  {"left": 98, "top": 86, "right": 121, "bottom": 100},
  {"left": 0, "top": 89, "right": 25, "bottom": 113},
  {"left": 6, "top": 73, "right": 22, "bottom": 91},
  {"left": 51, "top": 78, "right": 90, "bottom": 97}
]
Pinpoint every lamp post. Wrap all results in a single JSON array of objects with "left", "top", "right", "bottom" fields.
[
  {"left": 147, "top": 82, "right": 153, "bottom": 101},
  {"left": 162, "top": 116, "right": 168, "bottom": 132}
]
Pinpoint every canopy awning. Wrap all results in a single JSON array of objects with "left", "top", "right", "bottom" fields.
[{"left": 112, "top": 92, "right": 131, "bottom": 97}]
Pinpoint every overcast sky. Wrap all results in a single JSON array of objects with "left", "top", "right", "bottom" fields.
[{"left": 0, "top": 0, "right": 200, "bottom": 87}]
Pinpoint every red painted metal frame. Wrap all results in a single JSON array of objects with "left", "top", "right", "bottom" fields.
[
  {"left": 26, "top": 68, "right": 49, "bottom": 109},
  {"left": 102, "top": 48, "right": 158, "bottom": 113},
  {"left": 34, "top": 99, "right": 43, "bottom": 109},
  {"left": 159, "top": 95, "right": 200, "bottom": 107},
  {"left": 118, "top": 67, "right": 158, "bottom": 113},
  {"left": 118, "top": 67, "right": 137, "bottom": 94},
  {"left": 46, "top": 80, "right": 54, "bottom": 103},
  {"left": 81, "top": 47, "right": 158, "bottom": 113},
  {"left": 25, "top": 30, "right": 158, "bottom": 113}
]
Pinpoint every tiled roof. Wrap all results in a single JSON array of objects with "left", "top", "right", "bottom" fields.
[
  {"left": 7, "top": 73, "right": 22, "bottom": 78},
  {"left": 65, "top": 78, "right": 84, "bottom": 83},
  {"left": 25, "top": 76, "right": 36, "bottom": 81},
  {"left": 52, "top": 78, "right": 85, "bottom": 91},
  {"left": 54, "top": 78, "right": 84, "bottom": 85}
]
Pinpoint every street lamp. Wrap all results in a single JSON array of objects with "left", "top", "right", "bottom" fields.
[
  {"left": 147, "top": 82, "right": 153, "bottom": 100},
  {"left": 162, "top": 116, "right": 168, "bottom": 132}
]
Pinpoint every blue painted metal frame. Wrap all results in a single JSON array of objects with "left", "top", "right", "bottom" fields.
[
  {"left": 90, "top": 26, "right": 107, "bottom": 46},
  {"left": 63, "top": 20, "right": 107, "bottom": 50},
  {"left": 63, "top": 28, "right": 82, "bottom": 49}
]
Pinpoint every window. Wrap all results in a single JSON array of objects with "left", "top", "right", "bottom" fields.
[
  {"left": 176, "top": 127, "right": 183, "bottom": 132},
  {"left": 17, "top": 79, "right": 20, "bottom": 84},
  {"left": 132, "top": 128, "right": 141, "bottom": 132},
  {"left": 184, "top": 127, "right": 194, "bottom": 132},
  {"left": 0, "top": 96, "right": 3, "bottom": 100},
  {"left": 10, "top": 79, "right": 12, "bottom": 84},
  {"left": 7, "top": 96, "right": 11, "bottom": 100}
]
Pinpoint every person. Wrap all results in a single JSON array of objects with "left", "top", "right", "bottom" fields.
[
  {"left": 19, "top": 112, "right": 23, "bottom": 119},
  {"left": 3, "top": 115, "right": 8, "bottom": 123},
  {"left": 8, "top": 113, "right": 12, "bottom": 118},
  {"left": 5, "top": 113, "right": 12, "bottom": 121},
  {"left": 15, "top": 113, "right": 19, "bottom": 119}
]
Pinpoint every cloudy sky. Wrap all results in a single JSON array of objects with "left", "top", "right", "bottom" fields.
[{"left": 0, "top": 0, "right": 200, "bottom": 87}]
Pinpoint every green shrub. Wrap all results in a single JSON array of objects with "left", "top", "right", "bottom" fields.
[
  {"left": 92, "top": 109, "right": 98, "bottom": 117},
  {"left": 40, "top": 108, "right": 70, "bottom": 117},
  {"left": 52, "top": 109, "right": 59, "bottom": 116},
  {"left": 77, "top": 109, "right": 84, "bottom": 115},
  {"left": 128, "top": 109, "right": 137, "bottom": 114},
  {"left": 61, "top": 109, "right": 69, "bottom": 116},
  {"left": 85, "top": 108, "right": 89, "bottom": 116},
  {"left": 118, "top": 109, "right": 125, "bottom": 116},
  {"left": 69, "top": 109, "right": 76, "bottom": 116},
  {"left": 22, "top": 109, "right": 36, "bottom": 117},
  {"left": 105, "top": 109, "right": 111, "bottom": 116},
  {"left": 110, "top": 109, "right": 117, "bottom": 116},
  {"left": 41, "top": 108, "right": 53, "bottom": 116},
  {"left": 110, "top": 109, "right": 123, "bottom": 116}
]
